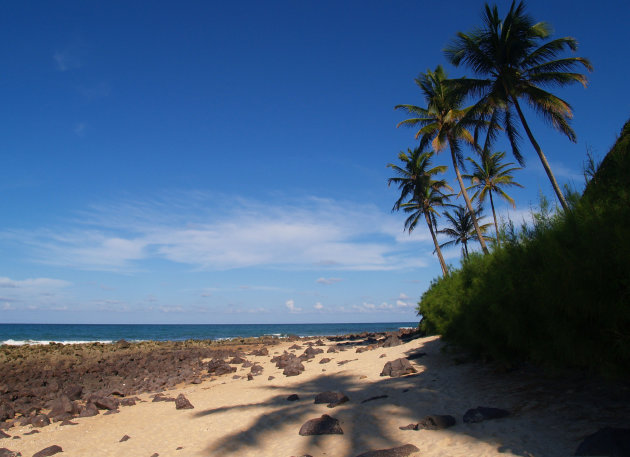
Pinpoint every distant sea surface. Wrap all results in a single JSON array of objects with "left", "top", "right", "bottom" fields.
[{"left": 0, "top": 322, "right": 417, "bottom": 345}]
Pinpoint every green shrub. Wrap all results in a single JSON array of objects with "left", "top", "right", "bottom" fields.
[{"left": 418, "top": 119, "right": 630, "bottom": 377}]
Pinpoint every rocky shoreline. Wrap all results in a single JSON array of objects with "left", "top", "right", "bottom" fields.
[{"left": 0, "top": 329, "right": 420, "bottom": 434}]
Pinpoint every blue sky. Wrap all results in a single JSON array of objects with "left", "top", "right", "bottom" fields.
[{"left": 1, "top": 0, "right": 628, "bottom": 324}]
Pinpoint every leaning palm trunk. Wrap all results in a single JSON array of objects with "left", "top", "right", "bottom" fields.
[
  {"left": 511, "top": 97, "right": 569, "bottom": 211},
  {"left": 449, "top": 144, "right": 489, "bottom": 254},
  {"left": 425, "top": 213, "right": 448, "bottom": 276},
  {"left": 489, "top": 191, "right": 500, "bottom": 248}
]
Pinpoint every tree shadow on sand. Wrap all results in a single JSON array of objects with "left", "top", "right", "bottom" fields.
[{"left": 193, "top": 337, "right": 630, "bottom": 457}]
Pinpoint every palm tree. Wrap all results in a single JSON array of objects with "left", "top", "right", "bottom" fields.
[
  {"left": 395, "top": 65, "right": 490, "bottom": 254},
  {"left": 438, "top": 205, "right": 493, "bottom": 260},
  {"left": 444, "top": 1, "right": 592, "bottom": 211},
  {"left": 387, "top": 147, "right": 452, "bottom": 276},
  {"left": 464, "top": 151, "right": 523, "bottom": 246}
]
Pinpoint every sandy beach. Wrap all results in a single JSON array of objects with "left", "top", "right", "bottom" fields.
[{"left": 1, "top": 333, "right": 629, "bottom": 457}]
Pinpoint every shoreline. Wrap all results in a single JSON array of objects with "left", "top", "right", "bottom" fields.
[{"left": 1, "top": 330, "right": 629, "bottom": 457}]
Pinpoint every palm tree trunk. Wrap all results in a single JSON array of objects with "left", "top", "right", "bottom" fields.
[
  {"left": 489, "top": 191, "right": 500, "bottom": 248},
  {"left": 511, "top": 97, "right": 569, "bottom": 211},
  {"left": 463, "top": 240, "right": 469, "bottom": 259},
  {"left": 425, "top": 212, "right": 448, "bottom": 277},
  {"left": 449, "top": 145, "right": 490, "bottom": 254}
]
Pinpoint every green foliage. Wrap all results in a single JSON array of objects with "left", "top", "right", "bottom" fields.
[{"left": 418, "top": 119, "right": 630, "bottom": 377}]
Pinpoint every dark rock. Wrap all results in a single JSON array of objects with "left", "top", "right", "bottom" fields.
[
  {"left": 379, "top": 354, "right": 386, "bottom": 358},
  {"left": 298, "top": 414, "right": 343, "bottom": 435},
  {"left": 327, "top": 347, "right": 337, "bottom": 353},
  {"left": 314, "top": 391, "right": 349, "bottom": 408},
  {"left": 380, "top": 359, "right": 417, "bottom": 377},
  {"left": 228, "top": 356, "right": 247, "bottom": 365},
  {"left": 250, "top": 365, "right": 263, "bottom": 376},
  {"left": 207, "top": 359, "right": 237, "bottom": 376},
  {"left": 78, "top": 403, "right": 99, "bottom": 417},
  {"left": 119, "top": 398, "right": 136, "bottom": 407},
  {"left": 152, "top": 394, "right": 175, "bottom": 403},
  {"left": 150, "top": 453, "right": 159, "bottom": 457},
  {"left": 32, "top": 445, "right": 63, "bottom": 457},
  {"left": 246, "top": 374, "right": 254, "bottom": 381},
  {"left": 176, "top": 447, "right": 183, "bottom": 450},
  {"left": 399, "top": 424, "right": 417, "bottom": 430},
  {"left": 191, "top": 378, "right": 202, "bottom": 384},
  {"left": 361, "top": 395, "right": 388, "bottom": 404},
  {"left": 314, "top": 339, "right": 325, "bottom": 346},
  {"left": 575, "top": 427, "right": 630, "bottom": 456},
  {"left": 301, "top": 347, "right": 324, "bottom": 360},
  {"left": 418, "top": 415, "right": 456, "bottom": 430},
  {"left": 250, "top": 347, "right": 269, "bottom": 356},
  {"left": 319, "top": 358, "right": 331, "bottom": 364},
  {"left": 59, "top": 420, "right": 77, "bottom": 426},
  {"left": 0, "top": 404, "right": 15, "bottom": 422},
  {"left": 92, "top": 397, "right": 118, "bottom": 411},
  {"left": 62, "top": 385, "right": 82, "bottom": 401},
  {"left": 242, "top": 360, "right": 253, "bottom": 368},
  {"left": 120, "top": 435, "right": 131, "bottom": 442},
  {"left": 232, "top": 375, "right": 240, "bottom": 379},
  {"left": 104, "top": 410, "right": 119, "bottom": 415},
  {"left": 287, "top": 394, "right": 300, "bottom": 401},
  {"left": 356, "top": 347, "right": 369, "bottom": 354},
  {"left": 267, "top": 376, "right": 275, "bottom": 381},
  {"left": 175, "top": 394, "right": 194, "bottom": 410},
  {"left": 463, "top": 406, "right": 509, "bottom": 423},
  {"left": 381, "top": 334, "right": 402, "bottom": 348},
  {"left": 48, "top": 395, "right": 76, "bottom": 420},
  {"left": 0, "top": 431, "right": 9, "bottom": 438},
  {"left": 354, "top": 444, "right": 420, "bottom": 457},
  {"left": 0, "top": 449, "right": 21, "bottom": 457},
  {"left": 24, "top": 430, "right": 39, "bottom": 435},
  {"left": 30, "top": 415, "right": 50, "bottom": 427}
]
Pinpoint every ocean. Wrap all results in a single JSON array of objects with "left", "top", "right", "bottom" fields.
[{"left": 0, "top": 322, "right": 417, "bottom": 345}]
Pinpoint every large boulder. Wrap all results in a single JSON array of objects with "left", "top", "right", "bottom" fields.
[
  {"left": 380, "top": 359, "right": 417, "bottom": 377},
  {"left": 298, "top": 414, "right": 343, "bottom": 435},
  {"left": 381, "top": 334, "right": 402, "bottom": 348},
  {"left": 30, "top": 415, "right": 51, "bottom": 428},
  {"left": 0, "top": 449, "right": 21, "bottom": 457}
]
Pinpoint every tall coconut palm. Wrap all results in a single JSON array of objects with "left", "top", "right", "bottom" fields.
[
  {"left": 438, "top": 205, "right": 493, "bottom": 260},
  {"left": 444, "top": 1, "right": 592, "bottom": 211},
  {"left": 388, "top": 146, "right": 452, "bottom": 276},
  {"left": 464, "top": 151, "right": 523, "bottom": 247},
  {"left": 395, "top": 65, "right": 490, "bottom": 254}
]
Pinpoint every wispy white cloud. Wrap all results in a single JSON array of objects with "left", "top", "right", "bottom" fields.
[
  {"left": 4, "top": 192, "right": 432, "bottom": 272},
  {"left": 0, "top": 277, "right": 71, "bottom": 289},
  {"left": 285, "top": 299, "right": 301, "bottom": 313},
  {"left": 316, "top": 277, "right": 343, "bottom": 285},
  {"left": 53, "top": 48, "right": 81, "bottom": 71},
  {"left": 314, "top": 302, "right": 324, "bottom": 310}
]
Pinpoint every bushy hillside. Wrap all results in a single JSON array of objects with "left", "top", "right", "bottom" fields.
[{"left": 418, "top": 119, "right": 630, "bottom": 376}]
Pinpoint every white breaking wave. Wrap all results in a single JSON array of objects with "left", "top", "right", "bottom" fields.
[{"left": 1, "top": 339, "right": 114, "bottom": 346}]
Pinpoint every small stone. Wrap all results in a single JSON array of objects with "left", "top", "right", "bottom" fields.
[
  {"left": 120, "top": 435, "right": 131, "bottom": 442},
  {"left": 314, "top": 391, "right": 349, "bottom": 408},
  {"left": 24, "top": 430, "right": 39, "bottom": 435},
  {"left": 175, "top": 394, "right": 194, "bottom": 410},
  {"left": 59, "top": 420, "right": 77, "bottom": 426},
  {"left": 361, "top": 395, "right": 388, "bottom": 404},
  {"left": 417, "top": 415, "right": 456, "bottom": 430},
  {"left": 32, "top": 445, "right": 63, "bottom": 457},
  {"left": 0, "top": 431, "right": 10, "bottom": 438},
  {"left": 463, "top": 406, "right": 509, "bottom": 423},
  {"left": 30, "top": 415, "right": 50, "bottom": 428},
  {"left": 287, "top": 394, "right": 300, "bottom": 401},
  {"left": 0, "top": 449, "right": 21, "bottom": 457},
  {"left": 354, "top": 443, "right": 420, "bottom": 457}
]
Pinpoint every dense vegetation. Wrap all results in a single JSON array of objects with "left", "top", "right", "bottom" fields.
[{"left": 417, "top": 119, "right": 630, "bottom": 376}]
